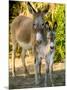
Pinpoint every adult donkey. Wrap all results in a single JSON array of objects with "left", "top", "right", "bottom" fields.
[{"left": 10, "top": 2, "right": 49, "bottom": 77}]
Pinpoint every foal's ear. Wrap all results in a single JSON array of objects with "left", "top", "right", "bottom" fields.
[
  {"left": 45, "top": 21, "right": 50, "bottom": 30},
  {"left": 53, "top": 21, "right": 57, "bottom": 30}
]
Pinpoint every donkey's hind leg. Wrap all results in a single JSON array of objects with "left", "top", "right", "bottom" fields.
[
  {"left": 12, "top": 43, "right": 17, "bottom": 77},
  {"left": 21, "top": 49, "right": 29, "bottom": 76}
]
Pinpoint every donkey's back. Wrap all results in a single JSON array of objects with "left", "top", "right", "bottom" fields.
[{"left": 11, "top": 15, "right": 34, "bottom": 45}]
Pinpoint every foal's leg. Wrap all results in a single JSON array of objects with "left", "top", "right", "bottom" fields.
[
  {"left": 49, "top": 64, "right": 54, "bottom": 86},
  {"left": 21, "top": 49, "right": 28, "bottom": 76},
  {"left": 12, "top": 43, "right": 17, "bottom": 77},
  {"left": 44, "top": 62, "right": 49, "bottom": 87},
  {"left": 49, "top": 55, "right": 54, "bottom": 86}
]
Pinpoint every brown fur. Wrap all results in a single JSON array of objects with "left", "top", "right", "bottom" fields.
[{"left": 11, "top": 15, "right": 34, "bottom": 44}]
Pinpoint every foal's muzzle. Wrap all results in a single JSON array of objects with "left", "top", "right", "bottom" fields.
[
  {"left": 50, "top": 42, "right": 54, "bottom": 51},
  {"left": 50, "top": 46, "right": 54, "bottom": 50}
]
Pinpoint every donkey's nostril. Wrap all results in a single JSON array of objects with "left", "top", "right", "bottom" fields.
[{"left": 37, "top": 40, "right": 42, "bottom": 44}]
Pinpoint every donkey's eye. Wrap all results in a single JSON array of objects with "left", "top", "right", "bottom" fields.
[
  {"left": 33, "top": 23, "right": 36, "bottom": 26},
  {"left": 33, "top": 23, "right": 37, "bottom": 29}
]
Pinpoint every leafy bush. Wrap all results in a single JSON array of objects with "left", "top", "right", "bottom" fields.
[{"left": 54, "top": 4, "right": 65, "bottom": 61}]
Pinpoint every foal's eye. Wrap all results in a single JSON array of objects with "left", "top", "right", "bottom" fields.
[{"left": 42, "top": 23, "right": 44, "bottom": 26}]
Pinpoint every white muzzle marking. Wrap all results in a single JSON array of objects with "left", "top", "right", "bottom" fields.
[{"left": 36, "top": 32, "right": 43, "bottom": 42}]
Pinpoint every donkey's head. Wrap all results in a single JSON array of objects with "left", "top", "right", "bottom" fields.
[
  {"left": 28, "top": 2, "right": 49, "bottom": 44},
  {"left": 33, "top": 12, "right": 46, "bottom": 44},
  {"left": 33, "top": 12, "right": 45, "bottom": 31}
]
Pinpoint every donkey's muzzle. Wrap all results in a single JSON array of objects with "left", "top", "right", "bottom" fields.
[{"left": 36, "top": 40, "right": 42, "bottom": 45}]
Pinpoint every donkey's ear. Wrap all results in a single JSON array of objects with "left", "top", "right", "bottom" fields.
[
  {"left": 53, "top": 21, "right": 57, "bottom": 30},
  {"left": 27, "top": 2, "right": 37, "bottom": 15},
  {"left": 41, "top": 4, "right": 49, "bottom": 16}
]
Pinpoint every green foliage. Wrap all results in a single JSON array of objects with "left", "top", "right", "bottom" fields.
[
  {"left": 9, "top": 1, "right": 20, "bottom": 23},
  {"left": 54, "top": 4, "right": 65, "bottom": 61},
  {"left": 33, "top": 2, "right": 49, "bottom": 12}
]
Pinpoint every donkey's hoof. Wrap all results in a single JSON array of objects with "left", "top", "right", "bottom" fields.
[
  {"left": 35, "top": 81, "right": 39, "bottom": 86},
  {"left": 12, "top": 73, "right": 16, "bottom": 77},
  {"left": 24, "top": 69, "right": 29, "bottom": 75},
  {"left": 44, "top": 83, "right": 47, "bottom": 87},
  {"left": 52, "top": 84, "right": 54, "bottom": 87},
  {"left": 23, "top": 73, "right": 27, "bottom": 77},
  {"left": 25, "top": 71, "right": 29, "bottom": 75}
]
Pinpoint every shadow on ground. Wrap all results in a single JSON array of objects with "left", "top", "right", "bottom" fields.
[{"left": 9, "top": 66, "right": 65, "bottom": 89}]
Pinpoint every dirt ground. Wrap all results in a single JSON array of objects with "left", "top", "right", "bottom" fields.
[{"left": 9, "top": 55, "right": 65, "bottom": 89}]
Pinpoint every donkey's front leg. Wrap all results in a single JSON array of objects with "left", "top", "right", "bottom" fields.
[{"left": 34, "top": 57, "right": 40, "bottom": 85}]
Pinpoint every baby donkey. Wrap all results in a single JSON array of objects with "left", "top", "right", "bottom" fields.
[{"left": 34, "top": 21, "right": 57, "bottom": 86}]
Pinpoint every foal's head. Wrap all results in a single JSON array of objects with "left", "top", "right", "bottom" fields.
[{"left": 46, "top": 21, "right": 57, "bottom": 52}]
